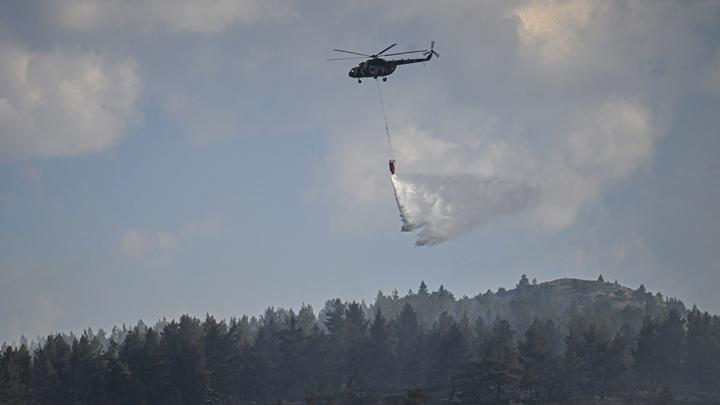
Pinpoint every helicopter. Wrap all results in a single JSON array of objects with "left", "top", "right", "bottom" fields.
[{"left": 328, "top": 41, "right": 438, "bottom": 83}]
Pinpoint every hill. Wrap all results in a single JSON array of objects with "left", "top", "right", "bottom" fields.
[
  {"left": 1, "top": 276, "right": 717, "bottom": 404},
  {"left": 370, "top": 276, "right": 686, "bottom": 337}
]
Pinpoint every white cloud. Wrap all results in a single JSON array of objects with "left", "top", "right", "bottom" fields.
[
  {"left": 322, "top": 0, "right": 719, "bottom": 242},
  {"left": 358, "top": 96, "right": 654, "bottom": 242},
  {"left": 531, "top": 98, "right": 656, "bottom": 229},
  {"left": 54, "top": 0, "right": 296, "bottom": 33},
  {"left": 0, "top": 43, "right": 140, "bottom": 160},
  {"left": 120, "top": 219, "right": 222, "bottom": 260},
  {"left": 565, "top": 98, "right": 654, "bottom": 181},
  {"left": 513, "top": 0, "right": 596, "bottom": 64},
  {"left": 511, "top": 0, "right": 719, "bottom": 88},
  {"left": 327, "top": 85, "right": 659, "bottom": 239}
]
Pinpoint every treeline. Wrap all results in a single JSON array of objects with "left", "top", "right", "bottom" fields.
[
  {"left": 1, "top": 279, "right": 719, "bottom": 404},
  {"left": 372, "top": 277, "right": 686, "bottom": 339}
]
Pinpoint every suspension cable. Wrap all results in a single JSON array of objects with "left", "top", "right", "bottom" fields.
[{"left": 375, "top": 78, "right": 394, "bottom": 158}]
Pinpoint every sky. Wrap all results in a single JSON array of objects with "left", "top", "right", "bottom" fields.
[{"left": 1, "top": 0, "right": 719, "bottom": 343}]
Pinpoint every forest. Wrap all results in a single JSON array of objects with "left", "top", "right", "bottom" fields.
[{"left": 1, "top": 276, "right": 719, "bottom": 404}]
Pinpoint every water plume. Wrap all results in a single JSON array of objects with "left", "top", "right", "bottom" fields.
[{"left": 391, "top": 173, "right": 539, "bottom": 246}]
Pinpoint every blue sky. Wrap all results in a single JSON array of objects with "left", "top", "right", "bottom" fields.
[{"left": 1, "top": 0, "right": 720, "bottom": 343}]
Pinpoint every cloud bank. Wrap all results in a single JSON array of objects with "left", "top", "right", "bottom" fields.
[
  {"left": 326, "top": 0, "right": 716, "bottom": 244},
  {"left": 120, "top": 219, "right": 222, "bottom": 261},
  {"left": 0, "top": 43, "right": 140, "bottom": 160},
  {"left": 53, "top": 0, "right": 296, "bottom": 33}
]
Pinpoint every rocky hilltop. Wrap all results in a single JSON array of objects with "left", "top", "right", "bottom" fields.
[{"left": 371, "top": 277, "right": 687, "bottom": 335}]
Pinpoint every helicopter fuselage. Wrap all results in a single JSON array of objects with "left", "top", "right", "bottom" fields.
[
  {"left": 348, "top": 53, "right": 432, "bottom": 79},
  {"left": 349, "top": 58, "right": 396, "bottom": 78}
]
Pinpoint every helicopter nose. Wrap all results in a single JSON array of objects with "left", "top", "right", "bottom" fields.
[{"left": 348, "top": 69, "right": 354, "bottom": 77}]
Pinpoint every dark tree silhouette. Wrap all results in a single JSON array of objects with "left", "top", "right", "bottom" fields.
[
  {"left": 394, "top": 303, "right": 424, "bottom": 387},
  {"left": 2, "top": 277, "right": 720, "bottom": 404},
  {"left": 476, "top": 318, "right": 521, "bottom": 402},
  {"left": 520, "top": 318, "right": 559, "bottom": 400}
]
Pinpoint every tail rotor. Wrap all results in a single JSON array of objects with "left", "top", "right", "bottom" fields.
[{"left": 424, "top": 41, "right": 439, "bottom": 59}]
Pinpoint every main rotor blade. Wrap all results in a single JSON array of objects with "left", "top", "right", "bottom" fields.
[
  {"left": 332, "top": 49, "right": 370, "bottom": 57},
  {"left": 326, "top": 56, "right": 366, "bottom": 61},
  {"left": 382, "top": 50, "right": 427, "bottom": 57},
  {"left": 376, "top": 43, "right": 397, "bottom": 56}
]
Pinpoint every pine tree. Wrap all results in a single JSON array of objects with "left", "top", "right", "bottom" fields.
[
  {"left": 562, "top": 320, "right": 584, "bottom": 400},
  {"left": 297, "top": 304, "right": 317, "bottom": 336},
  {"left": 634, "top": 316, "right": 660, "bottom": 388},
  {"left": 435, "top": 285, "right": 454, "bottom": 301},
  {"left": 31, "top": 346, "right": 62, "bottom": 403},
  {"left": 69, "top": 333, "right": 104, "bottom": 403},
  {"left": 427, "top": 319, "right": 467, "bottom": 397},
  {"left": 418, "top": 281, "right": 429, "bottom": 296},
  {"left": 394, "top": 303, "right": 424, "bottom": 387},
  {"left": 576, "top": 324, "right": 609, "bottom": 399},
  {"left": 517, "top": 274, "right": 530, "bottom": 289},
  {"left": 31, "top": 334, "right": 72, "bottom": 404},
  {"left": 203, "top": 314, "right": 232, "bottom": 401},
  {"left": 16, "top": 345, "right": 31, "bottom": 391},
  {"left": 478, "top": 318, "right": 522, "bottom": 402},
  {"left": 685, "top": 306, "right": 717, "bottom": 388},
  {"left": 540, "top": 319, "right": 563, "bottom": 357},
  {"left": 118, "top": 326, "right": 146, "bottom": 402},
  {"left": 470, "top": 315, "right": 488, "bottom": 359},
  {"left": 0, "top": 346, "right": 30, "bottom": 403},
  {"left": 369, "top": 309, "right": 391, "bottom": 348},
  {"left": 634, "top": 311, "right": 685, "bottom": 390},
  {"left": 458, "top": 311, "right": 475, "bottom": 354},
  {"left": 602, "top": 332, "right": 632, "bottom": 396},
  {"left": 343, "top": 301, "right": 369, "bottom": 389},
  {"left": 222, "top": 317, "right": 253, "bottom": 402},
  {"left": 142, "top": 327, "right": 163, "bottom": 403},
  {"left": 323, "top": 299, "right": 346, "bottom": 339},
  {"left": 368, "top": 309, "right": 394, "bottom": 390},
  {"left": 101, "top": 335, "right": 131, "bottom": 404},
  {"left": 520, "top": 319, "right": 558, "bottom": 400},
  {"left": 321, "top": 299, "right": 347, "bottom": 391},
  {"left": 344, "top": 302, "right": 368, "bottom": 341},
  {"left": 276, "top": 314, "right": 309, "bottom": 398},
  {"left": 252, "top": 308, "right": 283, "bottom": 401},
  {"left": 657, "top": 309, "right": 685, "bottom": 386},
  {"left": 159, "top": 316, "right": 209, "bottom": 404}
]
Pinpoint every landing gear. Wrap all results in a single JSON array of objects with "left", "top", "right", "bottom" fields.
[
  {"left": 358, "top": 79, "right": 362, "bottom": 83},
  {"left": 382, "top": 77, "right": 387, "bottom": 82}
]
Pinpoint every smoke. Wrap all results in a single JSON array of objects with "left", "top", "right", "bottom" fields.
[{"left": 391, "top": 173, "right": 539, "bottom": 246}]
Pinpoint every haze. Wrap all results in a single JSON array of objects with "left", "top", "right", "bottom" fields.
[{"left": 1, "top": 0, "right": 719, "bottom": 343}]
